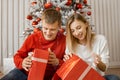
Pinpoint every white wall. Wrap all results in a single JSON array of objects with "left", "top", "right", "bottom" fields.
[
  {"left": 0, "top": 0, "right": 30, "bottom": 70},
  {"left": 89, "top": 0, "right": 120, "bottom": 68},
  {"left": 0, "top": 0, "right": 120, "bottom": 70}
]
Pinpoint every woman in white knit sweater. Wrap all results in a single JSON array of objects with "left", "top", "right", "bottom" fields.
[{"left": 64, "top": 13, "right": 120, "bottom": 80}]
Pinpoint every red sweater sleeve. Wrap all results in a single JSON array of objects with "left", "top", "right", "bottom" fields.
[
  {"left": 14, "top": 35, "right": 35, "bottom": 69},
  {"left": 56, "top": 33, "right": 66, "bottom": 68}
]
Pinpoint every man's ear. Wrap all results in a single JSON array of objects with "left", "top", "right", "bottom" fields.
[
  {"left": 58, "top": 24, "right": 61, "bottom": 30},
  {"left": 58, "top": 24, "right": 61, "bottom": 28}
]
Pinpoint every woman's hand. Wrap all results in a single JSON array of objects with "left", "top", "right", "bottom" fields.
[
  {"left": 63, "top": 53, "right": 72, "bottom": 61},
  {"left": 92, "top": 53, "right": 101, "bottom": 65},
  {"left": 92, "top": 53, "right": 106, "bottom": 72}
]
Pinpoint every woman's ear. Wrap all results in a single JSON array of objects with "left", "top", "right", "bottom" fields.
[
  {"left": 85, "top": 22, "right": 89, "bottom": 28},
  {"left": 86, "top": 22, "right": 89, "bottom": 26}
]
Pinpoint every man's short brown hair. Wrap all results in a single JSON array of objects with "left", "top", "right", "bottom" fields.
[{"left": 42, "top": 8, "right": 61, "bottom": 25}]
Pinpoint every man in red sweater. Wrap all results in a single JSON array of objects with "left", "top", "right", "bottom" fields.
[{"left": 1, "top": 8, "right": 66, "bottom": 80}]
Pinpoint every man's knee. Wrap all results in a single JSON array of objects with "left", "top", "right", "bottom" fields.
[{"left": 1, "top": 68, "right": 27, "bottom": 80}]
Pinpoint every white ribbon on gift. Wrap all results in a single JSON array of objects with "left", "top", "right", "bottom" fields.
[
  {"left": 78, "top": 66, "right": 92, "bottom": 80},
  {"left": 32, "top": 57, "right": 48, "bottom": 63}
]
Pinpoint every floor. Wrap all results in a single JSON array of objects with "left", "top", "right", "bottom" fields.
[{"left": 105, "top": 68, "right": 120, "bottom": 77}]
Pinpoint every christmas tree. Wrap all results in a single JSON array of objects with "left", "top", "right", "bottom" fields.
[{"left": 23, "top": 0, "right": 92, "bottom": 36}]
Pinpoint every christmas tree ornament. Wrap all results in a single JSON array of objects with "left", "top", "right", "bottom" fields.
[
  {"left": 87, "top": 11, "right": 92, "bottom": 16},
  {"left": 36, "top": 18, "right": 41, "bottom": 22},
  {"left": 31, "top": 2, "right": 37, "bottom": 6},
  {"left": 65, "top": 0, "right": 72, "bottom": 6},
  {"left": 76, "top": 3, "right": 82, "bottom": 9},
  {"left": 27, "top": 15, "right": 33, "bottom": 20},
  {"left": 32, "top": 21, "right": 38, "bottom": 27},
  {"left": 83, "top": 0, "right": 87, "bottom": 4},
  {"left": 44, "top": 2, "right": 53, "bottom": 9}
]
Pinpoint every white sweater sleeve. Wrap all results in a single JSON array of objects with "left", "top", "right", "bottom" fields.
[
  {"left": 92, "top": 35, "right": 110, "bottom": 76},
  {"left": 99, "top": 35, "right": 109, "bottom": 69}
]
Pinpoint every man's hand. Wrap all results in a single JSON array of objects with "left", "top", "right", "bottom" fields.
[
  {"left": 48, "top": 48, "right": 59, "bottom": 66},
  {"left": 22, "top": 56, "right": 32, "bottom": 71}
]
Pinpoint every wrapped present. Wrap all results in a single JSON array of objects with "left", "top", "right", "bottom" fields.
[
  {"left": 28, "top": 49, "right": 49, "bottom": 80},
  {"left": 55, "top": 54, "right": 105, "bottom": 80}
]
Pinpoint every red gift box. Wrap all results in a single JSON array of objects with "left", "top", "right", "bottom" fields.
[
  {"left": 55, "top": 54, "right": 105, "bottom": 80},
  {"left": 28, "top": 49, "right": 49, "bottom": 80}
]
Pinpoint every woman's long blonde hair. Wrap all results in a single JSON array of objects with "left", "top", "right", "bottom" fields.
[{"left": 66, "top": 13, "right": 95, "bottom": 53}]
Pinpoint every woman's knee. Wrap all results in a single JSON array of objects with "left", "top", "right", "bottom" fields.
[{"left": 104, "top": 74, "right": 120, "bottom": 80}]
